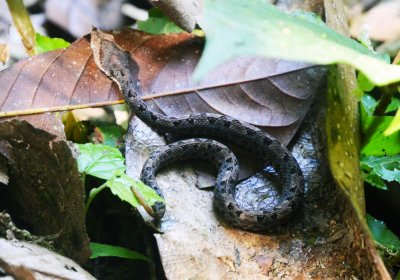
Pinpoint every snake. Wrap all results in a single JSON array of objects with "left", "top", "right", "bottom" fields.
[{"left": 93, "top": 32, "right": 304, "bottom": 231}]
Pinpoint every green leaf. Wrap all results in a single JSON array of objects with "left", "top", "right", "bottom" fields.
[
  {"left": 386, "top": 97, "right": 400, "bottom": 114},
  {"left": 360, "top": 96, "right": 400, "bottom": 156},
  {"left": 385, "top": 108, "right": 400, "bottom": 136},
  {"left": 93, "top": 123, "right": 125, "bottom": 147},
  {"left": 76, "top": 143, "right": 125, "bottom": 180},
  {"left": 366, "top": 214, "right": 400, "bottom": 252},
  {"left": 360, "top": 155, "right": 400, "bottom": 189},
  {"left": 357, "top": 73, "right": 375, "bottom": 92},
  {"left": 194, "top": 0, "right": 400, "bottom": 86},
  {"left": 90, "top": 243, "right": 149, "bottom": 261},
  {"left": 360, "top": 95, "right": 377, "bottom": 117},
  {"left": 361, "top": 115, "right": 400, "bottom": 156},
  {"left": 106, "top": 173, "right": 164, "bottom": 208},
  {"left": 137, "top": 8, "right": 184, "bottom": 34},
  {"left": 34, "top": 33, "right": 70, "bottom": 54},
  {"left": 362, "top": 171, "right": 387, "bottom": 189}
]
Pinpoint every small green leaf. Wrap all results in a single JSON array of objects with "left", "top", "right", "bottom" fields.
[
  {"left": 34, "top": 33, "right": 70, "bottom": 54},
  {"left": 384, "top": 108, "right": 400, "bottom": 136},
  {"left": 358, "top": 73, "right": 375, "bottom": 92},
  {"left": 194, "top": 0, "right": 400, "bottom": 86},
  {"left": 386, "top": 97, "right": 400, "bottom": 113},
  {"left": 360, "top": 95, "right": 377, "bottom": 117},
  {"left": 360, "top": 155, "right": 400, "bottom": 189},
  {"left": 360, "top": 96, "right": 400, "bottom": 156},
  {"left": 106, "top": 173, "right": 164, "bottom": 208},
  {"left": 366, "top": 214, "right": 400, "bottom": 252},
  {"left": 76, "top": 143, "right": 125, "bottom": 180},
  {"left": 361, "top": 168, "right": 387, "bottom": 190},
  {"left": 361, "top": 115, "right": 400, "bottom": 156},
  {"left": 90, "top": 243, "right": 149, "bottom": 261},
  {"left": 137, "top": 8, "right": 184, "bottom": 34},
  {"left": 93, "top": 123, "right": 125, "bottom": 147}
]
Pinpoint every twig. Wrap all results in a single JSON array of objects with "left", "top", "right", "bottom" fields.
[{"left": 373, "top": 83, "right": 398, "bottom": 116}]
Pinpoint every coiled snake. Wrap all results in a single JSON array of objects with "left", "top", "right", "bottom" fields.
[{"left": 93, "top": 32, "right": 304, "bottom": 231}]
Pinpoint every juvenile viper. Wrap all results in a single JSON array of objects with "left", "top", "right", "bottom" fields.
[{"left": 94, "top": 35, "right": 304, "bottom": 231}]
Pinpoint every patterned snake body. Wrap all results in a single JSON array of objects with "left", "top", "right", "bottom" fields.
[{"left": 97, "top": 38, "right": 304, "bottom": 231}]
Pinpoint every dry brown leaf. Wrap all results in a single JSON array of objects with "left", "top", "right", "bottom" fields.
[{"left": 0, "top": 29, "right": 324, "bottom": 144}]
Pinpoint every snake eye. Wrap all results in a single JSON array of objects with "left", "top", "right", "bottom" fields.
[{"left": 270, "top": 213, "right": 278, "bottom": 220}]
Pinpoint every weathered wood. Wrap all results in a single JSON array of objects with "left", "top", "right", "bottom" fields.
[{"left": 0, "top": 117, "right": 90, "bottom": 265}]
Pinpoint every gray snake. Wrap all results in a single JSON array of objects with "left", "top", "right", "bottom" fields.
[{"left": 93, "top": 33, "right": 304, "bottom": 231}]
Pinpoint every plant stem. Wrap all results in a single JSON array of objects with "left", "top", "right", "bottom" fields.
[
  {"left": 85, "top": 183, "right": 108, "bottom": 212},
  {"left": 130, "top": 186, "right": 155, "bottom": 217},
  {"left": 373, "top": 83, "right": 398, "bottom": 116},
  {"left": 5, "top": 0, "right": 36, "bottom": 56}
]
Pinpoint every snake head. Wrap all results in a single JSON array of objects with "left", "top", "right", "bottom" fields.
[{"left": 151, "top": 201, "right": 166, "bottom": 219}]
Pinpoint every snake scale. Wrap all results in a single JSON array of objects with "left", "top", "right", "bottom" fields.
[{"left": 93, "top": 33, "right": 304, "bottom": 231}]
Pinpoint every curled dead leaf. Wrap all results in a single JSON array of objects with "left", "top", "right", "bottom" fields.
[{"left": 0, "top": 29, "right": 325, "bottom": 144}]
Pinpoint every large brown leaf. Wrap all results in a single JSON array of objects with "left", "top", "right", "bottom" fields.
[{"left": 0, "top": 29, "right": 325, "bottom": 144}]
